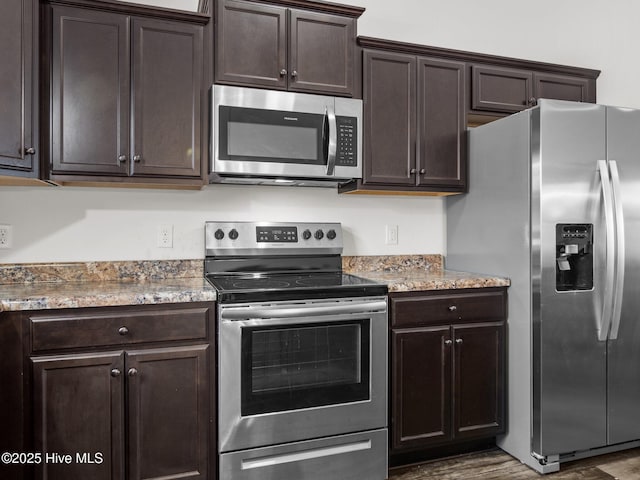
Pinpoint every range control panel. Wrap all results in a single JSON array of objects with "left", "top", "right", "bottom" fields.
[{"left": 205, "top": 221, "right": 343, "bottom": 256}]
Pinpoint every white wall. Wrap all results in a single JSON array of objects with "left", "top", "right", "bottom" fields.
[{"left": 1, "top": 0, "right": 636, "bottom": 263}]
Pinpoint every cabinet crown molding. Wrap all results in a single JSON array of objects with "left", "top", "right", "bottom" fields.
[
  {"left": 358, "top": 36, "right": 601, "bottom": 80},
  {"left": 233, "top": 0, "right": 365, "bottom": 17},
  {"left": 45, "top": 0, "right": 210, "bottom": 23}
]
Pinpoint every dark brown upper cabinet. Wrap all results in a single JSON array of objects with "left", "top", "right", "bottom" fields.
[
  {"left": 215, "top": 0, "right": 362, "bottom": 97},
  {"left": 0, "top": 0, "right": 39, "bottom": 182},
  {"left": 471, "top": 64, "right": 597, "bottom": 117},
  {"left": 340, "top": 39, "right": 466, "bottom": 195},
  {"left": 47, "top": 2, "right": 207, "bottom": 187}
]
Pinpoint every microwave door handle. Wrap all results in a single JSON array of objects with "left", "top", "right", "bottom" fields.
[{"left": 325, "top": 104, "right": 337, "bottom": 176}]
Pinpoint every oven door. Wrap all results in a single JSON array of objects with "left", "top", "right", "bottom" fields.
[{"left": 218, "top": 296, "right": 387, "bottom": 453}]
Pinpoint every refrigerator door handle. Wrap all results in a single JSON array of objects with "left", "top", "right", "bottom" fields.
[
  {"left": 597, "top": 160, "right": 615, "bottom": 341},
  {"left": 608, "top": 160, "right": 625, "bottom": 340}
]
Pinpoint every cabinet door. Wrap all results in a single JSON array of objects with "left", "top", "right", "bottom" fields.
[
  {"left": 127, "top": 345, "right": 209, "bottom": 480},
  {"left": 362, "top": 50, "right": 416, "bottom": 186},
  {"left": 452, "top": 322, "right": 505, "bottom": 440},
  {"left": 131, "top": 18, "right": 202, "bottom": 178},
  {"left": 289, "top": 10, "right": 354, "bottom": 96},
  {"left": 391, "top": 326, "right": 452, "bottom": 451},
  {"left": 471, "top": 65, "right": 534, "bottom": 114},
  {"left": 215, "top": 0, "right": 287, "bottom": 89},
  {"left": 417, "top": 57, "right": 466, "bottom": 189},
  {"left": 534, "top": 72, "right": 593, "bottom": 104},
  {"left": 0, "top": 0, "right": 37, "bottom": 176},
  {"left": 50, "top": 6, "right": 129, "bottom": 175},
  {"left": 32, "top": 351, "right": 125, "bottom": 480}
]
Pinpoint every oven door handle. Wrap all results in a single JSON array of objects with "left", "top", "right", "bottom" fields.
[{"left": 220, "top": 299, "right": 387, "bottom": 320}]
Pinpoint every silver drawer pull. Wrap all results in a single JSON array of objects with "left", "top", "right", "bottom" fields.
[
  {"left": 118, "top": 326, "right": 129, "bottom": 336},
  {"left": 448, "top": 305, "right": 457, "bottom": 312},
  {"left": 455, "top": 338, "right": 463, "bottom": 344}
]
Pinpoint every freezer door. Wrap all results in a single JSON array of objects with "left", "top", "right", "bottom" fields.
[
  {"left": 533, "top": 100, "right": 608, "bottom": 456},
  {"left": 605, "top": 106, "right": 640, "bottom": 445}
]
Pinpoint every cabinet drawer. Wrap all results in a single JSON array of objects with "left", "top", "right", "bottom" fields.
[
  {"left": 390, "top": 289, "right": 505, "bottom": 328},
  {"left": 30, "top": 305, "right": 210, "bottom": 352}
]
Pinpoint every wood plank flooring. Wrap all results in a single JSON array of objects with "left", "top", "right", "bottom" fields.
[{"left": 388, "top": 447, "right": 640, "bottom": 479}]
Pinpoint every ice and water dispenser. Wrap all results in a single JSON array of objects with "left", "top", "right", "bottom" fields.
[{"left": 556, "top": 224, "right": 593, "bottom": 291}]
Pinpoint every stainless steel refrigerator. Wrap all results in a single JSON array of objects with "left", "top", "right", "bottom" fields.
[{"left": 446, "top": 99, "right": 640, "bottom": 473}]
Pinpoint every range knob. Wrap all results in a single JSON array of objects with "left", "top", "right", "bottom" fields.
[
  {"left": 214, "top": 229, "right": 224, "bottom": 240},
  {"left": 302, "top": 229, "right": 312, "bottom": 240},
  {"left": 229, "top": 229, "right": 239, "bottom": 240},
  {"left": 326, "top": 229, "right": 336, "bottom": 240},
  {"left": 314, "top": 229, "right": 324, "bottom": 240}
]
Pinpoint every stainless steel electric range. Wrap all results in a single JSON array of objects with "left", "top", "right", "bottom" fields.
[{"left": 204, "top": 221, "right": 388, "bottom": 480}]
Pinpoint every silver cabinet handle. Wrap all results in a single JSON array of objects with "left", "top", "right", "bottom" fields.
[
  {"left": 448, "top": 305, "right": 457, "bottom": 312},
  {"left": 118, "top": 326, "right": 129, "bottom": 336},
  {"left": 455, "top": 338, "right": 463, "bottom": 344},
  {"left": 127, "top": 368, "right": 138, "bottom": 377},
  {"left": 409, "top": 168, "right": 417, "bottom": 174},
  {"left": 110, "top": 368, "right": 121, "bottom": 377},
  {"left": 444, "top": 339, "right": 453, "bottom": 345},
  {"left": 419, "top": 168, "right": 426, "bottom": 175},
  {"left": 133, "top": 155, "right": 142, "bottom": 163},
  {"left": 291, "top": 70, "right": 298, "bottom": 78},
  {"left": 280, "top": 68, "right": 287, "bottom": 76},
  {"left": 25, "top": 147, "right": 36, "bottom": 155},
  {"left": 528, "top": 97, "right": 538, "bottom": 106},
  {"left": 118, "top": 155, "right": 127, "bottom": 163}
]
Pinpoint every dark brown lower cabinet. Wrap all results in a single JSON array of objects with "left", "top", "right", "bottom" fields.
[
  {"left": 24, "top": 302, "right": 215, "bottom": 480},
  {"left": 389, "top": 288, "right": 506, "bottom": 462}
]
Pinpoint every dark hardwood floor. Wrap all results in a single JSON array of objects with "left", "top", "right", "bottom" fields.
[{"left": 388, "top": 447, "right": 640, "bottom": 479}]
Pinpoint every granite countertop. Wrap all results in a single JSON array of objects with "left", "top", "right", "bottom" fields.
[
  {"left": 0, "top": 278, "right": 217, "bottom": 312},
  {"left": 0, "top": 256, "right": 509, "bottom": 312},
  {"left": 342, "top": 255, "right": 510, "bottom": 292},
  {"left": 348, "top": 269, "right": 510, "bottom": 292}
]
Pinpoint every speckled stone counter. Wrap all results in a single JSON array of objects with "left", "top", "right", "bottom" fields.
[
  {"left": 0, "top": 260, "right": 215, "bottom": 312},
  {"left": 0, "top": 256, "right": 509, "bottom": 312},
  {"left": 342, "top": 255, "right": 510, "bottom": 292},
  {"left": 0, "top": 278, "right": 216, "bottom": 312}
]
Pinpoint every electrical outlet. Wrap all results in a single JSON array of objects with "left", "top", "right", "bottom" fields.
[
  {"left": 0, "top": 225, "right": 13, "bottom": 249},
  {"left": 385, "top": 225, "right": 398, "bottom": 245},
  {"left": 157, "top": 224, "right": 173, "bottom": 248}
]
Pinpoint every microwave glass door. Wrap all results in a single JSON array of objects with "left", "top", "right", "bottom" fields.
[
  {"left": 241, "top": 319, "right": 370, "bottom": 415},
  {"left": 219, "top": 106, "right": 326, "bottom": 165}
]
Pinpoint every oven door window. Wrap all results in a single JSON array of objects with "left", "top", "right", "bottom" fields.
[
  {"left": 218, "top": 106, "right": 325, "bottom": 165},
  {"left": 241, "top": 319, "right": 370, "bottom": 415}
]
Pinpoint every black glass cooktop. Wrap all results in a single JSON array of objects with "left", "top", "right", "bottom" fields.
[{"left": 206, "top": 272, "right": 387, "bottom": 303}]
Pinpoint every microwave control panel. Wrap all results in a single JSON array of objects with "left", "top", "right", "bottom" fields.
[{"left": 335, "top": 116, "right": 357, "bottom": 167}]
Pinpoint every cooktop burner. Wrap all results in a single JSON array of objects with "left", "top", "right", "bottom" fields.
[{"left": 206, "top": 272, "right": 386, "bottom": 303}]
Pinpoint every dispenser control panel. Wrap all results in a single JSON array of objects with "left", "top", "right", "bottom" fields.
[{"left": 556, "top": 224, "right": 593, "bottom": 291}]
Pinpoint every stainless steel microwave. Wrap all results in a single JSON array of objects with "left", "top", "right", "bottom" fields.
[{"left": 210, "top": 85, "right": 362, "bottom": 187}]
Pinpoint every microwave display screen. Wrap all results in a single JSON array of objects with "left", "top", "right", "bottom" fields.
[{"left": 228, "top": 122, "right": 317, "bottom": 160}]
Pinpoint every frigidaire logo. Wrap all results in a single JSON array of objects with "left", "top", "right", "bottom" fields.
[{"left": 283, "top": 117, "right": 298, "bottom": 121}]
